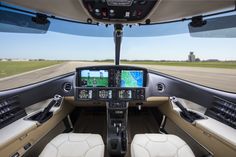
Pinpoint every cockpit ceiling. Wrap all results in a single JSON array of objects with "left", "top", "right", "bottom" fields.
[{"left": 2, "top": 0, "right": 235, "bottom": 24}]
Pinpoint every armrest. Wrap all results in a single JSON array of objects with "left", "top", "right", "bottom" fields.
[
  {"left": 0, "top": 118, "right": 37, "bottom": 149},
  {"left": 195, "top": 118, "right": 236, "bottom": 150}
]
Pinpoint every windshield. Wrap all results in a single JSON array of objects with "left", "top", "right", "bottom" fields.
[{"left": 0, "top": 8, "right": 236, "bottom": 93}]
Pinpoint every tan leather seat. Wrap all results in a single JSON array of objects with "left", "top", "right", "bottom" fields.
[
  {"left": 131, "top": 134, "right": 195, "bottom": 157},
  {"left": 40, "top": 133, "right": 104, "bottom": 157}
]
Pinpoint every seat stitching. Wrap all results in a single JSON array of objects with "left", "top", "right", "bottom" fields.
[
  {"left": 160, "top": 136, "right": 187, "bottom": 157},
  {"left": 47, "top": 143, "right": 59, "bottom": 157},
  {"left": 85, "top": 134, "right": 92, "bottom": 148},
  {"left": 144, "top": 139, "right": 150, "bottom": 147},
  {"left": 176, "top": 144, "right": 190, "bottom": 157},
  {"left": 53, "top": 134, "right": 69, "bottom": 149},
  {"left": 83, "top": 144, "right": 104, "bottom": 157},
  {"left": 44, "top": 134, "right": 104, "bottom": 157},
  {"left": 84, "top": 135, "right": 103, "bottom": 156},
  {"left": 168, "top": 139, "right": 187, "bottom": 150},
  {"left": 68, "top": 133, "right": 90, "bottom": 142},
  {"left": 84, "top": 134, "right": 91, "bottom": 141},
  {"left": 168, "top": 140, "right": 188, "bottom": 157},
  {"left": 167, "top": 135, "right": 186, "bottom": 148},
  {"left": 133, "top": 143, "right": 151, "bottom": 157},
  {"left": 81, "top": 139, "right": 91, "bottom": 156},
  {"left": 133, "top": 135, "right": 193, "bottom": 157},
  {"left": 143, "top": 136, "right": 152, "bottom": 156},
  {"left": 51, "top": 138, "right": 104, "bottom": 157},
  {"left": 53, "top": 134, "right": 69, "bottom": 157},
  {"left": 144, "top": 134, "right": 168, "bottom": 143}
]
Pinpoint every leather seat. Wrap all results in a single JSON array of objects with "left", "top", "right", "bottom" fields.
[
  {"left": 131, "top": 134, "right": 195, "bottom": 157},
  {"left": 39, "top": 133, "right": 104, "bottom": 157}
]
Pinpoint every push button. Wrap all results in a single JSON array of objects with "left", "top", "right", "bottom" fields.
[
  {"left": 11, "top": 152, "right": 20, "bottom": 157},
  {"left": 24, "top": 142, "right": 31, "bottom": 150}
]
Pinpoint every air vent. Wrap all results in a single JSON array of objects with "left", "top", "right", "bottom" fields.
[
  {"left": 63, "top": 82, "right": 72, "bottom": 92},
  {"left": 205, "top": 97, "right": 236, "bottom": 129},
  {"left": 0, "top": 96, "right": 26, "bottom": 129},
  {"left": 157, "top": 83, "right": 165, "bottom": 92}
]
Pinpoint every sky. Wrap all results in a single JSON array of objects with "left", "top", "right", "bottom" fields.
[{"left": 0, "top": 20, "right": 236, "bottom": 61}]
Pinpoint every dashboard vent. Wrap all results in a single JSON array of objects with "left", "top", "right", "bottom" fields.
[
  {"left": 63, "top": 82, "right": 72, "bottom": 92},
  {"left": 0, "top": 96, "right": 26, "bottom": 129},
  {"left": 157, "top": 83, "right": 165, "bottom": 92},
  {"left": 205, "top": 97, "right": 236, "bottom": 129}
]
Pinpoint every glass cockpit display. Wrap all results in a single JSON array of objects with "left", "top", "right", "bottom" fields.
[
  {"left": 78, "top": 89, "right": 93, "bottom": 99},
  {"left": 80, "top": 70, "right": 108, "bottom": 87},
  {"left": 78, "top": 68, "right": 146, "bottom": 88},
  {"left": 121, "top": 70, "right": 144, "bottom": 87},
  {"left": 118, "top": 90, "right": 132, "bottom": 99},
  {"left": 76, "top": 67, "right": 146, "bottom": 101},
  {"left": 99, "top": 90, "right": 112, "bottom": 99}
]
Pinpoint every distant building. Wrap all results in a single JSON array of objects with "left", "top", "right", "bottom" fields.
[
  {"left": 11, "top": 58, "right": 29, "bottom": 61},
  {"left": 206, "top": 59, "right": 219, "bottom": 62},
  {"left": 195, "top": 58, "right": 201, "bottom": 62},
  {"left": 1, "top": 59, "right": 8, "bottom": 61},
  {"left": 188, "top": 52, "right": 196, "bottom": 62}
]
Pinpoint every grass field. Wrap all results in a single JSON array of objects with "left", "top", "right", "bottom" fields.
[
  {"left": 1, "top": 60, "right": 236, "bottom": 79},
  {"left": 0, "top": 61, "right": 62, "bottom": 78},
  {"left": 122, "top": 61, "right": 236, "bottom": 69}
]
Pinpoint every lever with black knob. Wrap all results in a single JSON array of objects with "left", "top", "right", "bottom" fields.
[
  {"left": 36, "top": 94, "right": 62, "bottom": 123},
  {"left": 172, "top": 97, "right": 195, "bottom": 123}
]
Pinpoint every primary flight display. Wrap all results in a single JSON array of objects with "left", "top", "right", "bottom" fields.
[{"left": 80, "top": 70, "right": 109, "bottom": 87}]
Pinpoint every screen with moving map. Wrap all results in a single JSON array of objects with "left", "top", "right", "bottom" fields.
[
  {"left": 80, "top": 70, "right": 108, "bottom": 87},
  {"left": 121, "top": 70, "right": 144, "bottom": 87}
]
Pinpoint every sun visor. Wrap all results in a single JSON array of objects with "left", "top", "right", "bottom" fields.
[
  {"left": 189, "top": 14, "right": 236, "bottom": 38},
  {"left": 0, "top": 9, "right": 50, "bottom": 34}
]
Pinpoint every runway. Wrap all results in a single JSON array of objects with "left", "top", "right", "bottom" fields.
[{"left": 0, "top": 61, "right": 236, "bottom": 92}]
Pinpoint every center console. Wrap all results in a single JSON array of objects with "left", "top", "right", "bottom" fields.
[
  {"left": 107, "top": 102, "right": 128, "bottom": 156},
  {"left": 74, "top": 65, "right": 147, "bottom": 156}
]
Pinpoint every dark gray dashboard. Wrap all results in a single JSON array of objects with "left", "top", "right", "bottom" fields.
[{"left": 1, "top": 65, "right": 236, "bottom": 130}]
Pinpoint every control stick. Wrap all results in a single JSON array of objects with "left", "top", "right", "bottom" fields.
[
  {"left": 114, "top": 123, "right": 122, "bottom": 135},
  {"left": 36, "top": 95, "right": 62, "bottom": 123},
  {"left": 172, "top": 97, "right": 195, "bottom": 122}
]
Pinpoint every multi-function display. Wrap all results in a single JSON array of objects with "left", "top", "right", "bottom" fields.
[{"left": 121, "top": 70, "right": 143, "bottom": 88}]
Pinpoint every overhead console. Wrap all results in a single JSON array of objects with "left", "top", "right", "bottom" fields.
[
  {"left": 75, "top": 65, "right": 147, "bottom": 102},
  {"left": 82, "top": 0, "right": 158, "bottom": 22}
]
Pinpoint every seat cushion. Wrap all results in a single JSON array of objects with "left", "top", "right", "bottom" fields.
[
  {"left": 39, "top": 133, "right": 104, "bottom": 157},
  {"left": 131, "top": 134, "right": 195, "bottom": 157}
]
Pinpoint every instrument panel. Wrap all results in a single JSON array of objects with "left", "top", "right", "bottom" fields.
[{"left": 75, "top": 66, "right": 147, "bottom": 101}]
